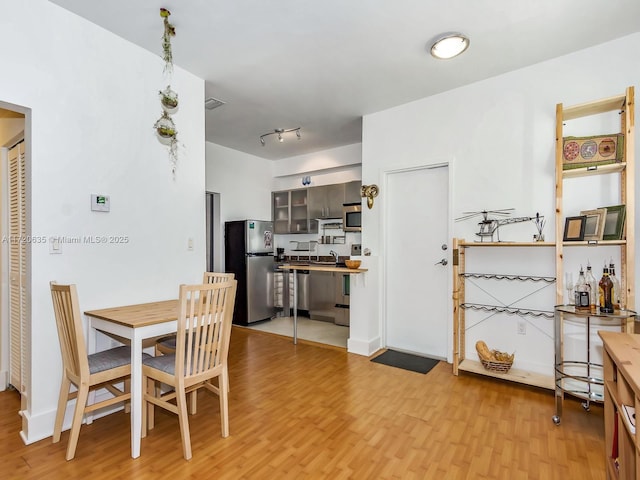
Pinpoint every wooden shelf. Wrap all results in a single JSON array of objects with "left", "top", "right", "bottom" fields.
[
  {"left": 562, "top": 162, "right": 626, "bottom": 179},
  {"left": 457, "top": 359, "right": 554, "bottom": 390},
  {"left": 563, "top": 240, "right": 627, "bottom": 247},
  {"left": 561, "top": 93, "right": 626, "bottom": 120},
  {"left": 458, "top": 241, "right": 555, "bottom": 247},
  {"left": 452, "top": 238, "right": 556, "bottom": 387}
]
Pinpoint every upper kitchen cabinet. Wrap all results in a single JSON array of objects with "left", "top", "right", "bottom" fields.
[
  {"left": 272, "top": 188, "right": 317, "bottom": 234},
  {"left": 344, "top": 181, "right": 362, "bottom": 204},
  {"left": 272, "top": 191, "right": 290, "bottom": 234},
  {"left": 308, "top": 184, "right": 345, "bottom": 219}
]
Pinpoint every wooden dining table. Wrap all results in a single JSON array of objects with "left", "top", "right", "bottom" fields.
[{"left": 84, "top": 299, "right": 179, "bottom": 459}]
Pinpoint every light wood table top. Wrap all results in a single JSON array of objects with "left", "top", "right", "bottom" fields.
[
  {"left": 279, "top": 264, "right": 367, "bottom": 273},
  {"left": 84, "top": 299, "right": 178, "bottom": 328}
]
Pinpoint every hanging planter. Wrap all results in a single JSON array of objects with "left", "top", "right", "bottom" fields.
[
  {"left": 160, "top": 8, "right": 176, "bottom": 74},
  {"left": 154, "top": 111, "right": 177, "bottom": 140},
  {"left": 156, "top": 8, "right": 180, "bottom": 175},
  {"left": 154, "top": 111, "right": 178, "bottom": 172},
  {"left": 159, "top": 85, "right": 179, "bottom": 113}
]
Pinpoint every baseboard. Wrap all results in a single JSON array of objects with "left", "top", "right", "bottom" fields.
[
  {"left": 19, "top": 388, "right": 127, "bottom": 445},
  {"left": 347, "top": 335, "right": 381, "bottom": 356},
  {"left": 0, "top": 369, "right": 7, "bottom": 391}
]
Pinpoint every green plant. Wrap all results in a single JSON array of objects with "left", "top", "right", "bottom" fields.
[{"left": 160, "top": 8, "right": 175, "bottom": 73}]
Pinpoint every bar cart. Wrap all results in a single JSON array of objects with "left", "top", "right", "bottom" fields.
[{"left": 552, "top": 305, "right": 636, "bottom": 425}]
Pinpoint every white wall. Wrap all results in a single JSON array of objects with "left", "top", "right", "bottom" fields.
[
  {"left": 272, "top": 143, "right": 362, "bottom": 191},
  {"left": 357, "top": 34, "right": 640, "bottom": 365},
  {"left": 0, "top": 1, "right": 206, "bottom": 443},
  {"left": 205, "top": 142, "right": 274, "bottom": 270}
]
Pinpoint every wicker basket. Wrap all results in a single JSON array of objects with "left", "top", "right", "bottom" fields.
[{"left": 476, "top": 340, "right": 514, "bottom": 374}]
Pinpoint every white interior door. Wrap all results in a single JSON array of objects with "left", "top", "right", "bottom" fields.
[{"left": 385, "top": 164, "right": 449, "bottom": 359}]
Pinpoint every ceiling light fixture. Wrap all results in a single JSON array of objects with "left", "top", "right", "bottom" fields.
[
  {"left": 430, "top": 33, "right": 470, "bottom": 59},
  {"left": 260, "top": 127, "right": 301, "bottom": 146}
]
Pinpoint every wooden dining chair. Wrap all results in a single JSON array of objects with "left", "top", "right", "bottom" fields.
[
  {"left": 50, "top": 282, "right": 141, "bottom": 460},
  {"left": 155, "top": 272, "right": 235, "bottom": 355},
  {"left": 142, "top": 279, "right": 237, "bottom": 460}
]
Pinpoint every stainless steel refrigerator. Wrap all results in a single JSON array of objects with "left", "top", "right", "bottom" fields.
[{"left": 224, "top": 220, "right": 276, "bottom": 325}]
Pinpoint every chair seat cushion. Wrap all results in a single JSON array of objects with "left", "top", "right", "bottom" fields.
[
  {"left": 88, "top": 345, "right": 151, "bottom": 374},
  {"left": 143, "top": 352, "right": 208, "bottom": 376},
  {"left": 156, "top": 335, "right": 201, "bottom": 352},
  {"left": 144, "top": 353, "right": 177, "bottom": 374},
  {"left": 156, "top": 335, "right": 176, "bottom": 350}
]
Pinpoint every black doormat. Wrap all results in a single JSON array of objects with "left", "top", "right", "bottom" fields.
[{"left": 371, "top": 349, "right": 439, "bottom": 374}]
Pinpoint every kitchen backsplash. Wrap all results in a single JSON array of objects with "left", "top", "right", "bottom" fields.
[{"left": 274, "top": 223, "right": 361, "bottom": 258}]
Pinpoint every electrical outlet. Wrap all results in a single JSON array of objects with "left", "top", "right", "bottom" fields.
[{"left": 517, "top": 319, "right": 526, "bottom": 335}]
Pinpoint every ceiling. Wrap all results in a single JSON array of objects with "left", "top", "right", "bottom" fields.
[{"left": 50, "top": 0, "right": 640, "bottom": 161}]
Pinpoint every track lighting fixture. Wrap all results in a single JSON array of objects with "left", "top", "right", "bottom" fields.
[{"left": 260, "top": 127, "right": 301, "bottom": 146}]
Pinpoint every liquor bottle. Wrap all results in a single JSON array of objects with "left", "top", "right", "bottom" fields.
[
  {"left": 599, "top": 265, "right": 614, "bottom": 314},
  {"left": 574, "top": 266, "right": 590, "bottom": 311},
  {"left": 585, "top": 263, "right": 598, "bottom": 313},
  {"left": 609, "top": 260, "right": 621, "bottom": 311}
]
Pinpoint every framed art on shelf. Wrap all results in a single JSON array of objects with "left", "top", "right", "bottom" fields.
[
  {"left": 563, "top": 215, "right": 587, "bottom": 242},
  {"left": 600, "top": 204, "right": 626, "bottom": 241},
  {"left": 580, "top": 208, "right": 607, "bottom": 241}
]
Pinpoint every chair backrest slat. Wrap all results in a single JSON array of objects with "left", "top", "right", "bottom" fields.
[
  {"left": 203, "top": 272, "right": 235, "bottom": 284},
  {"left": 176, "top": 280, "right": 237, "bottom": 380},
  {"left": 50, "top": 282, "right": 89, "bottom": 379}
]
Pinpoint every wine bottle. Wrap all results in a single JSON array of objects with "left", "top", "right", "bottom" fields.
[
  {"left": 575, "top": 266, "right": 589, "bottom": 311},
  {"left": 585, "top": 263, "right": 598, "bottom": 313},
  {"left": 609, "top": 260, "right": 621, "bottom": 311},
  {"left": 599, "top": 265, "right": 614, "bottom": 314}
]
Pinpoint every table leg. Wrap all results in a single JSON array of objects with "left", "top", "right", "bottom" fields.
[
  {"left": 86, "top": 320, "right": 97, "bottom": 425},
  {"left": 293, "top": 271, "right": 298, "bottom": 345},
  {"left": 130, "top": 331, "right": 143, "bottom": 458}
]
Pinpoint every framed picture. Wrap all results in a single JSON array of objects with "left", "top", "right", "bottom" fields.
[
  {"left": 563, "top": 215, "right": 587, "bottom": 241},
  {"left": 579, "top": 208, "right": 607, "bottom": 241},
  {"left": 600, "top": 204, "right": 626, "bottom": 241}
]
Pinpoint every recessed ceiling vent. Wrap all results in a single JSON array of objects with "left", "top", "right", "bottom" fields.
[{"left": 204, "top": 97, "right": 225, "bottom": 110}]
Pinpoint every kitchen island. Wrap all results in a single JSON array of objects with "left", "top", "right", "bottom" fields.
[{"left": 279, "top": 263, "right": 367, "bottom": 344}]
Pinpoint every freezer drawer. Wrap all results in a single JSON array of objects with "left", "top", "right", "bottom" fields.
[{"left": 246, "top": 255, "right": 276, "bottom": 324}]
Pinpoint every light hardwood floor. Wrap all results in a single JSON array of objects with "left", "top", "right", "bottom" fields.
[{"left": 1, "top": 327, "right": 604, "bottom": 479}]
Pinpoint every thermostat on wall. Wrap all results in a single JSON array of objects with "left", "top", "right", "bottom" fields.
[{"left": 91, "top": 194, "right": 110, "bottom": 212}]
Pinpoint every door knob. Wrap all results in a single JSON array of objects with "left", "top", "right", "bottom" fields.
[{"left": 435, "top": 258, "right": 448, "bottom": 266}]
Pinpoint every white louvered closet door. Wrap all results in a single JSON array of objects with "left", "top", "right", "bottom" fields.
[{"left": 8, "top": 141, "right": 27, "bottom": 393}]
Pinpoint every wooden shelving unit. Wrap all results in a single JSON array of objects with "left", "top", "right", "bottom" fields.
[
  {"left": 452, "top": 238, "right": 556, "bottom": 390},
  {"left": 554, "top": 86, "right": 635, "bottom": 311},
  {"left": 553, "top": 88, "right": 637, "bottom": 469},
  {"left": 600, "top": 332, "right": 640, "bottom": 480}
]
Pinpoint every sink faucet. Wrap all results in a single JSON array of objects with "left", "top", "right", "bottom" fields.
[{"left": 329, "top": 250, "right": 339, "bottom": 263}]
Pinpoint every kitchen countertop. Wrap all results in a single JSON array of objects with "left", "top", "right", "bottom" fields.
[{"left": 279, "top": 263, "right": 367, "bottom": 273}]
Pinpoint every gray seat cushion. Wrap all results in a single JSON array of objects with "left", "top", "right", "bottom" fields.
[
  {"left": 143, "top": 352, "right": 210, "bottom": 376},
  {"left": 88, "top": 345, "right": 150, "bottom": 374},
  {"left": 157, "top": 335, "right": 176, "bottom": 350},
  {"left": 143, "top": 353, "right": 177, "bottom": 374}
]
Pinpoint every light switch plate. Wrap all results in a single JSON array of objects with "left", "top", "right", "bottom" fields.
[
  {"left": 49, "top": 236, "right": 62, "bottom": 254},
  {"left": 91, "top": 194, "right": 110, "bottom": 212}
]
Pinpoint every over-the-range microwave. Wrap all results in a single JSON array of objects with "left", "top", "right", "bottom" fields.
[{"left": 342, "top": 203, "right": 362, "bottom": 232}]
